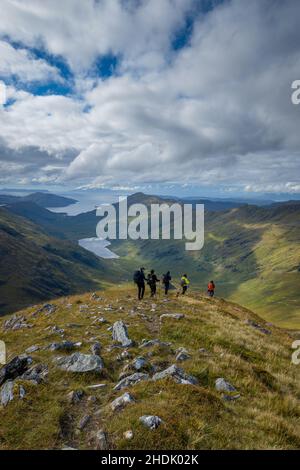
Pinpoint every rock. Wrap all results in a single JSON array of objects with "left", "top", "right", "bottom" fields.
[
  {"left": 92, "top": 317, "right": 107, "bottom": 324},
  {"left": 152, "top": 364, "right": 198, "bottom": 385},
  {"left": 117, "top": 350, "right": 131, "bottom": 361},
  {"left": 35, "top": 304, "right": 56, "bottom": 316},
  {"left": 123, "top": 430, "right": 134, "bottom": 440},
  {"left": 199, "top": 348, "right": 210, "bottom": 356},
  {"left": 175, "top": 347, "right": 191, "bottom": 362},
  {"left": 90, "top": 342, "right": 101, "bottom": 356},
  {"left": 132, "top": 356, "right": 149, "bottom": 371},
  {"left": 111, "top": 392, "right": 135, "bottom": 411},
  {"left": 140, "top": 339, "right": 171, "bottom": 349},
  {"left": 139, "top": 415, "right": 163, "bottom": 430},
  {"left": 87, "top": 384, "right": 107, "bottom": 390},
  {"left": 62, "top": 446, "right": 77, "bottom": 450},
  {"left": 25, "top": 345, "right": 40, "bottom": 354},
  {"left": 114, "top": 372, "right": 149, "bottom": 391},
  {"left": 94, "top": 429, "right": 109, "bottom": 450},
  {"left": 48, "top": 341, "right": 82, "bottom": 352},
  {"left": 112, "top": 321, "right": 133, "bottom": 347},
  {"left": 223, "top": 394, "right": 241, "bottom": 402},
  {"left": 87, "top": 395, "right": 97, "bottom": 403},
  {"left": 0, "top": 380, "right": 25, "bottom": 407},
  {"left": 79, "top": 304, "right": 89, "bottom": 312},
  {"left": 78, "top": 414, "right": 91, "bottom": 430},
  {"left": 91, "top": 293, "right": 102, "bottom": 301},
  {"left": 215, "top": 378, "right": 236, "bottom": 392},
  {"left": 67, "top": 390, "right": 85, "bottom": 404},
  {"left": 0, "top": 355, "right": 32, "bottom": 386},
  {"left": 246, "top": 319, "right": 271, "bottom": 335},
  {"left": 54, "top": 353, "right": 104, "bottom": 373},
  {"left": 21, "top": 364, "right": 48, "bottom": 384},
  {"left": 3, "top": 315, "right": 32, "bottom": 331},
  {"left": 46, "top": 325, "right": 64, "bottom": 335},
  {"left": 160, "top": 313, "right": 184, "bottom": 321}
]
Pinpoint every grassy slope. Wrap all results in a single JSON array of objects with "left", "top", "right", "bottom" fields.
[
  {"left": 1, "top": 286, "right": 299, "bottom": 450},
  {"left": 0, "top": 208, "right": 118, "bottom": 315}
]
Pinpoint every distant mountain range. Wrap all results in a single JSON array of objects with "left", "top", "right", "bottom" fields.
[
  {"left": 0, "top": 191, "right": 77, "bottom": 208},
  {"left": 0, "top": 191, "right": 299, "bottom": 327}
]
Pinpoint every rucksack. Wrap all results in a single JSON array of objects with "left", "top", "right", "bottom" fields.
[{"left": 133, "top": 270, "right": 141, "bottom": 283}]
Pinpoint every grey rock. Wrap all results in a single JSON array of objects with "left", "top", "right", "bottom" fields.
[
  {"left": 111, "top": 392, "right": 135, "bottom": 411},
  {"left": 91, "top": 342, "right": 101, "bottom": 356},
  {"left": 54, "top": 353, "right": 104, "bottom": 373},
  {"left": 222, "top": 394, "right": 241, "bottom": 402},
  {"left": 87, "top": 384, "right": 106, "bottom": 390},
  {"left": 67, "top": 390, "right": 85, "bottom": 403},
  {"left": 48, "top": 341, "right": 82, "bottom": 352},
  {"left": 3, "top": 315, "right": 32, "bottom": 331},
  {"left": 139, "top": 415, "right": 163, "bottom": 430},
  {"left": 175, "top": 347, "right": 191, "bottom": 362},
  {"left": 132, "top": 356, "right": 149, "bottom": 371},
  {"left": 246, "top": 319, "right": 271, "bottom": 335},
  {"left": 79, "top": 304, "right": 89, "bottom": 312},
  {"left": 215, "top": 378, "right": 236, "bottom": 392},
  {"left": 152, "top": 364, "right": 198, "bottom": 385},
  {"left": 25, "top": 345, "right": 40, "bottom": 354},
  {"left": 19, "top": 385, "right": 26, "bottom": 399},
  {"left": 0, "top": 355, "right": 32, "bottom": 386},
  {"left": 78, "top": 414, "right": 91, "bottom": 430},
  {"left": 21, "top": 364, "right": 48, "bottom": 384},
  {"left": 139, "top": 339, "right": 171, "bottom": 349},
  {"left": 112, "top": 321, "right": 133, "bottom": 347},
  {"left": 0, "top": 380, "right": 14, "bottom": 406},
  {"left": 35, "top": 303, "right": 56, "bottom": 316},
  {"left": 94, "top": 429, "right": 109, "bottom": 450},
  {"left": 114, "top": 372, "right": 149, "bottom": 391},
  {"left": 160, "top": 313, "right": 184, "bottom": 321}
]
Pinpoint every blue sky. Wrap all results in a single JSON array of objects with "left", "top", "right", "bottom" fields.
[{"left": 0, "top": 0, "right": 299, "bottom": 198}]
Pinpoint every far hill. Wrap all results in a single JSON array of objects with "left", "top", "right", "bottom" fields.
[
  {"left": 0, "top": 191, "right": 77, "bottom": 208},
  {"left": 0, "top": 207, "right": 119, "bottom": 316}
]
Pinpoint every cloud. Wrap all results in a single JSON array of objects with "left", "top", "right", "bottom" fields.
[{"left": 0, "top": 0, "right": 299, "bottom": 194}]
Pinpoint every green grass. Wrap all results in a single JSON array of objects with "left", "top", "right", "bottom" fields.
[{"left": 1, "top": 286, "right": 299, "bottom": 449}]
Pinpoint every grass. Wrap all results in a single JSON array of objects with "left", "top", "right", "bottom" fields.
[{"left": 0, "top": 285, "right": 299, "bottom": 450}]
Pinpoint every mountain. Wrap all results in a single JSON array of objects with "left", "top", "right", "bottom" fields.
[
  {"left": 0, "top": 287, "right": 299, "bottom": 449},
  {"left": 0, "top": 207, "right": 118, "bottom": 316},
  {"left": 0, "top": 191, "right": 77, "bottom": 208},
  {"left": 109, "top": 195, "right": 300, "bottom": 328}
]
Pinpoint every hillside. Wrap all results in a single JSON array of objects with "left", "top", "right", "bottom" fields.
[
  {"left": 0, "top": 192, "right": 77, "bottom": 208},
  {"left": 0, "top": 286, "right": 299, "bottom": 450},
  {"left": 0, "top": 207, "right": 118, "bottom": 316}
]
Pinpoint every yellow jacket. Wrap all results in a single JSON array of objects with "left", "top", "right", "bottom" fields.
[{"left": 181, "top": 276, "right": 190, "bottom": 286}]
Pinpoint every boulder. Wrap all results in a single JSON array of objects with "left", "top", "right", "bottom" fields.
[
  {"left": 54, "top": 353, "right": 104, "bottom": 373},
  {"left": 21, "top": 364, "right": 48, "bottom": 384},
  {"left": 114, "top": 372, "right": 149, "bottom": 391},
  {"left": 94, "top": 430, "right": 109, "bottom": 450},
  {"left": 3, "top": 315, "right": 32, "bottom": 331},
  {"left": 0, "top": 355, "right": 32, "bottom": 386},
  {"left": 215, "top": 378, "right": 236, "bottom": 392},
  {"left": 139, "top": 415, "right": 163, "bottom": 430},
  {"left": 111, "top": 392, "right": 135, "bottom": 411},
  {"left": 152, "top": 364, "right": 198, "bottom": 385},
  {"left": 112, "top": 321, "right": 133, "bottom": 347},
  {"left": 25, "top": 345, "right": 40, "bottom": 354},
  {"left": 175, "top": 347, "right": 191, "bottom": 362},
  {"left": 35, "top": 304, "right": 56, "bottom": 315},
  {"left": 48, "top": 341, "right": 82, "bottom": 352},
  {"left": 139, "top": 339, "right": 171, "bottom": 349},
  {"left": 0, "top": 380, "right": 25, "bottom": 407}
]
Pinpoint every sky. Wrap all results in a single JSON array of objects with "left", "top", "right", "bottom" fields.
[{"left": 0, "top": 0, "right": 300, "bottom": 198}]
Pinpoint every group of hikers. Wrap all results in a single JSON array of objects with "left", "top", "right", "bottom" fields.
[{"left": 133, "top": 267, "right": 215, "bottom": 300}]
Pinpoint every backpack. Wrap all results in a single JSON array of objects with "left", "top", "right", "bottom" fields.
[{"left": 133, "top": 270, "right": 141, "bottom": 284}]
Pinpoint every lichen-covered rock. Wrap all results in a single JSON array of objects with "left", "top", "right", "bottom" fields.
[
  {"left": 160, "top": 313, "right": 184, "bottom": 321},
  {"left": 215, "top": 378, "right": 236, "bottom": 392},
  {"left": 0, "top": 355, "right": 32, "bottom": 386},
  {"left": 94, "top": 429, "right": 109, "bottom": 450},
  {"left": 21, "top": 364, "right": 48, "bottom": 384},
  {"left": 152, "top": 364, "right": 197, "bottom": 385},
  {"left": 111, "top": 392, "right": 135, "bottom": 411},
  {"left": 139, "top": 415, "right": 163, "bottom": 430},
  {"left": 114, "top": 372, "right": 149, "bottom": 391},
  {"left": 112, "top": 321, "right": 133, "bottom": 347},
  {"left": 3, "top": 315, "right": 32, "bottom": 331},
  {"left": 48, "top": 341, "right": 82, "bottom": 352},
  {"left": 175, "top": 347, "right": 191, "bottom": 361},
  {"left": 90, "top": 342, "right": 101, "bottom": 356},
  {"left": 54, "top": 353, "right": 104, "bottom": 373}
]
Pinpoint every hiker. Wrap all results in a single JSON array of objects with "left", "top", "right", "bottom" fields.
[
  {"left": 180, "top": 274, "right": 190, "bottom": 295},
  {"left": 207, "top": 280, "right": 215, "bottom": 298},
  {"left": 147, "top": 269, "right": 160, "bottom": 297},
  {"left": 133, "top": 267, "right": 146, "bottom": 300},
  {"left": 162, "top": 271, "right": 172, "bottom": 295}
]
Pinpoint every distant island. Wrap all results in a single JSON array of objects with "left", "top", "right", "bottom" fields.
[{"left": 0, "top": 191, "right": 77, "bottom": 208}]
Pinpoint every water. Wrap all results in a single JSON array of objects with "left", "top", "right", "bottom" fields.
[{"left": 78, "top": 238, "right": 119, "bottom": 259}]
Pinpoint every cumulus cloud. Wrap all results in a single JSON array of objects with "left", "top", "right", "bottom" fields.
[{"left": 0, "top": 0, "right": 299, "bottom": 194}]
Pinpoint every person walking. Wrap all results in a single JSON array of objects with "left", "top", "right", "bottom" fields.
[
  {"left": 147, "top": 269, "right": 160, "bottom": 297},
  {"left": 162, "top": 271, "right": 172, "bottom": 295},
  {"left": 207, "top": 280, "right": 215, "bottom": 298},
  {"left": 133, "top": 267, "right": 146, "bottom": 300},
  {"left": 180, "top": 274, "right": 190, "bottom": 295}
]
